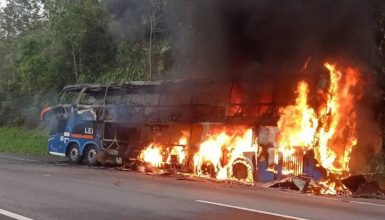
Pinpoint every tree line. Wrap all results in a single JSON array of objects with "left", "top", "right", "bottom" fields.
[{"left": 0, "top": 0, "right": 173, "bottom": 126}]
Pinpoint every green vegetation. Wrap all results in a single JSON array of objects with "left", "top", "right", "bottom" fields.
[
  {"left": 0, "top": 0, "right": 173, "bottom": 127},
  {"left": 0, "top": 127, "right": 47, "bottom": 156},
  {"left": 0, "top": 0, "right": 175, "bottom": 155}
]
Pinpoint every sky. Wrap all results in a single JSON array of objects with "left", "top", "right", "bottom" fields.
[{"left": 0, "top": 0, "right": 5, "bottom": 8}]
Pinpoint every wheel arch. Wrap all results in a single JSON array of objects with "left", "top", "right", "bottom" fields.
[
  {"left": 82, "top": 142, "right": 100, "bottom": 156},
  {"left": 65, "top": 141, "right": 81, "bottom": 157}
]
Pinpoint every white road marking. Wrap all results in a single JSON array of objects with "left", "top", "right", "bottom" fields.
[
  {"left": 301, "top": 195, "right": 385, "bottom": 208},
  {"left": 196, "top": 200, "right": 309, "bottom": 220},
  {"left": 0, "top": 155, "right": 38, "bottom": 162},
  {"left": 0, "top": 208, "right": 34, "bottom": 220},
  {"left": 348, "top": 200, "right": 385, "bottom": 207},
  {"left": 282, "top": 190, "right": 385, "bottom": 208}
]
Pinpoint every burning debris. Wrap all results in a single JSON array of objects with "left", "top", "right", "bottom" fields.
[
  {"left": 138, "top": 135, "right": 188, "bottom": 169},
  {"left": 264, "top": 175, "right": 351, "bottom": 196},
  {"left": 193, "top": 128, "right": 255, "bottom": 182},
  {"left": 342, "top": 173, "right": 385, "bottom": 198},
  {"left": 139, "top": 144, "right": 163, "bottom": 167}
]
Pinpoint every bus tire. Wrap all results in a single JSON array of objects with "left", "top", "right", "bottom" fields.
[
  {"left": 85, "top": 145, "right": 99, "bottom": 166},
  {"left": 68, "top": 143, "right": 83, "bottom": 164}
]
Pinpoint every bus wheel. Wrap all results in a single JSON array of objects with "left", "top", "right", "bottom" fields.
[
  {"left": 68, "top": 143, "right": 83, "bottom": 164},
  {"left": 85, "top": 145, "right": 98, "bottom": 166}
]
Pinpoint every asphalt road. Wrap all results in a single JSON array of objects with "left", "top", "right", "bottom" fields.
[{"left": 0, "top": 153, "right": 384, "bottom": 220}]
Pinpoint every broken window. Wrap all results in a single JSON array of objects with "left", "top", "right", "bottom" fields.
[
  {"left": 58, "top": 89, "right": 81, "bottom": 105},
  {"left": 106, "top": 87, "right": 131, "bottom": 105},
  {"left": 106, "top": 86, "right": 160, "bottom": 106},
  {"left": 48, "top": 119, "right": 67, "bottom": 135},
  {"left": 79, "top": 87, "right": 106, "bottom": 106}
]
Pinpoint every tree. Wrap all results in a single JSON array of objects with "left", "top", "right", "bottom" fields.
[{"left": 46, "top": 0, "right": 116, "bottom": 82}]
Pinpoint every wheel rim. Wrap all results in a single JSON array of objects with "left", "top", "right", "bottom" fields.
[
  {"left": 88, "top": 148, "right": 97, "bottom": 163},
  {"left": 70, "top": 147, "right": 79, "bottom": 160}
]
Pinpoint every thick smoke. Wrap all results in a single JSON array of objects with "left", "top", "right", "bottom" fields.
[
  {"left": 107, "top": 0, "right": 380, "bottom": 80},
  {"left": 174, "top": 0, "right": 379, "bottom": 80},
  {"left": 107, "top": 0, "right": 383, "bottom": 172}
]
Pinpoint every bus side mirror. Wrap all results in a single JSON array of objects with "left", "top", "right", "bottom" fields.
[{"left": 40, "top": 107, "right": 53, "bottom": 121}]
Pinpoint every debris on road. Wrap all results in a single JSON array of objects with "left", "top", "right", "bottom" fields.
[{"left": 342, "top": 173, "right": 385, "bottom": 199}]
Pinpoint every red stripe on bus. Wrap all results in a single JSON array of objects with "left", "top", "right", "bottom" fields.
[{"left": 70, "top": 133, "right": 93, "bottom": 140}]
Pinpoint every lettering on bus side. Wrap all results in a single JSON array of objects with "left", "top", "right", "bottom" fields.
[{"left": 85, "top": 127, "right": 93, "bottom": 135}]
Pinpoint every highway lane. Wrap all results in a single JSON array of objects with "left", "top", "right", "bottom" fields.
[{"left": 0, "top": 153, "right": 384, "bottom": 220}]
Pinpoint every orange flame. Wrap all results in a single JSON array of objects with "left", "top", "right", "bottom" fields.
[
  {"left": 139, "top": 144, "right": 163, "bottom": 167},
  {"left": 167, "top": 136, "right": 188, "bottom": 164},
  {"left": 315, "top": 63, "right": 360, "bottom": 174},
  {"left": 277, "top": 62, "right": 362, "bottom": 178},
  {"left": 319, "top": 180, "right": 337, "bottom": 195},
  {"left": 277, "top": 81, "right": 318, "bottom": 154},
  {"left": 140, "top": 134, "right": 189, "bottom": 167},
  {"left": 193, "top": 128, "right": 254, "bottom": 182}
]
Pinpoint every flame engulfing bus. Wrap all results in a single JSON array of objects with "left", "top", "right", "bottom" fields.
[{"left": 41, "top": 79, "right": 324, "bottom": 183}]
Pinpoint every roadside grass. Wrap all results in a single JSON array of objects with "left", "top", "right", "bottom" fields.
[{"left": 0, "top": 127, "right": 47, "bottom": 156}]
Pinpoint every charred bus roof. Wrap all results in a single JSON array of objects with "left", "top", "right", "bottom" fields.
[
  {"left": 61, "top": 79, "right": 215, "bottom": 91},
  {"left": 56, "top": 79, "right": 288, "bottom": 125}
]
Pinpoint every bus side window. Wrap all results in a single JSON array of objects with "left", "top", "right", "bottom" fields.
[
  {"left": 79, "top": 88, "right": 106, "bottom": 106},
  {"left": 106, "top": 88, "right": 130, "bottom": 105},
  {"left": 59, "top": 89, "right": 81, "bottom": 105},
  {"left": 79, "top": 92, "right": 96, "bottom": 105},
  {"left": 49, "top": 119, "right": 67, "bottom": 135}
]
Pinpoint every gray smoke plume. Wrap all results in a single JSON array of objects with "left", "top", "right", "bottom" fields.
[
  {"left": 107, "top": 0, "right": 383, "bottom": 172},
  {"left": 173, "top": 0, "right": 379, "bottom": 80},
  {"left": 107, "top": 0, "right": 380, "bottom": 80}
]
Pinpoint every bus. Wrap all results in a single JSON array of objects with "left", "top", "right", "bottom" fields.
[{"left": 41, "top": 79, "right": 295, "bottom": 181}]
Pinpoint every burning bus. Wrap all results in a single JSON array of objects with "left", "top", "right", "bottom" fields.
[
  {"left": 41, "top": 62, "right": 364, "bottom": 188},
  {"left": 41, "top": 79, "right": 285, "bottom": 181}
]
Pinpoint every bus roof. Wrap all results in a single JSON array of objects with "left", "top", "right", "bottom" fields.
[{"left": 61, "top": 79, "right": 217, "bottom": 91}]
